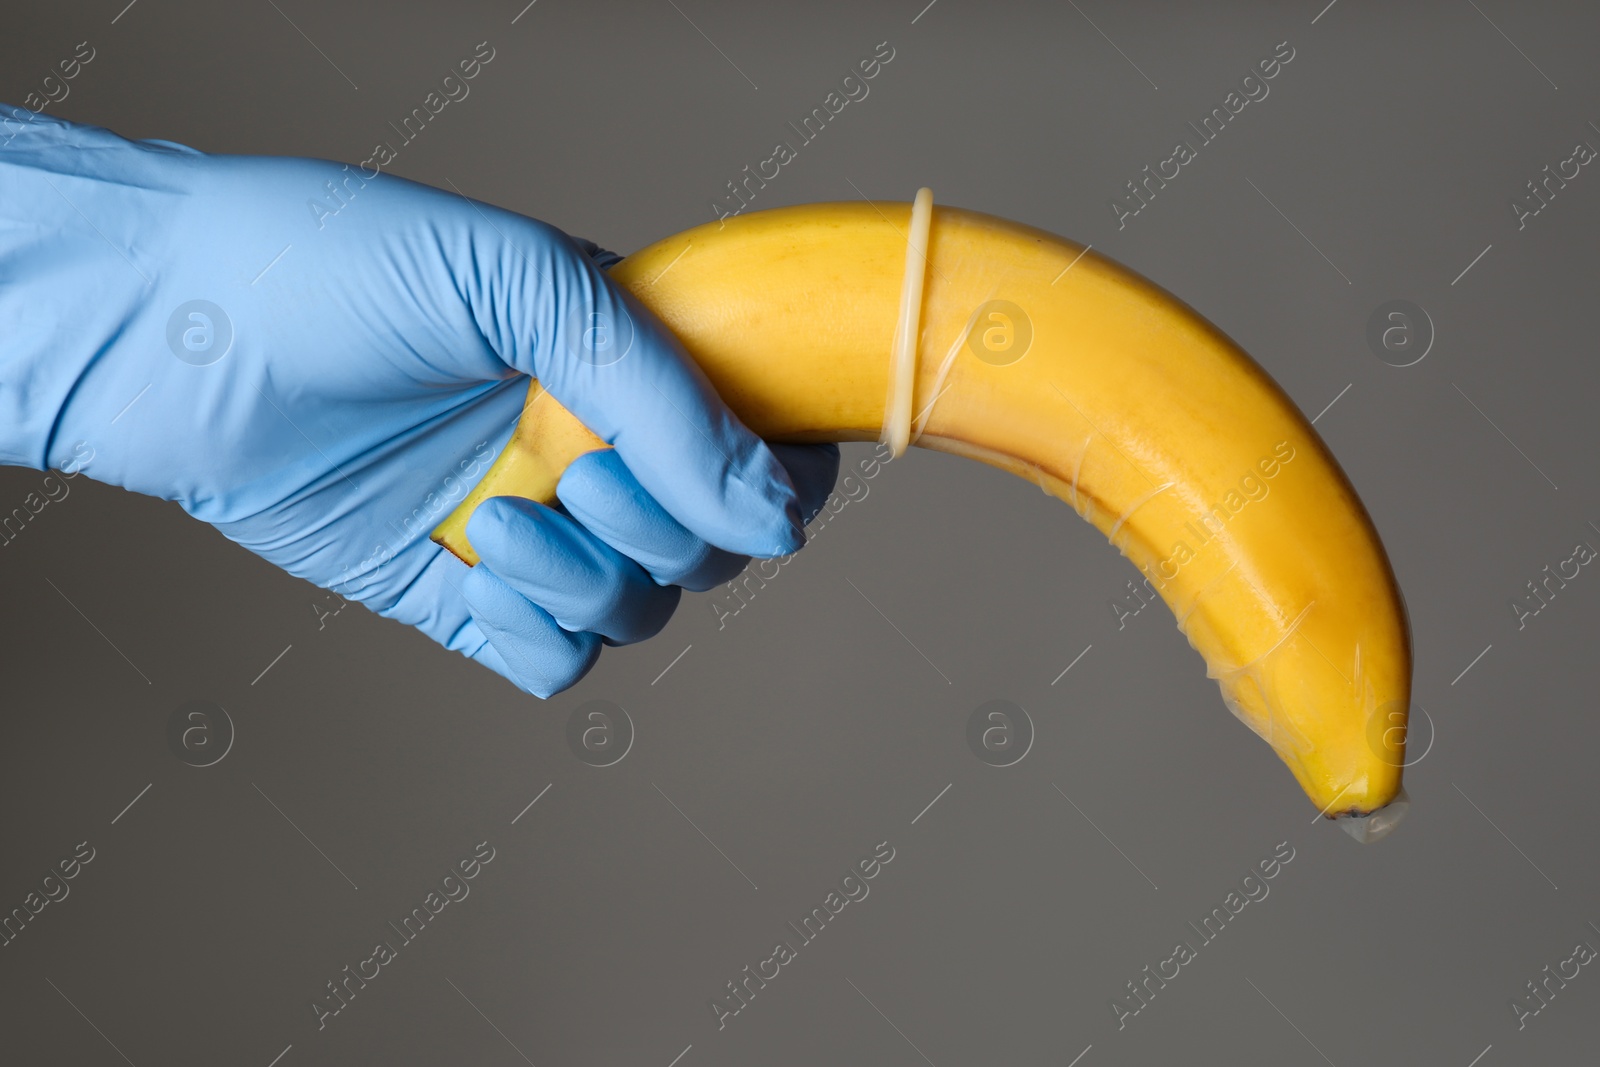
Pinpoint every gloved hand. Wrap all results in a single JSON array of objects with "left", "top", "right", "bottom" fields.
[{"left": 0, "top": 105, "right": 839, "bottom": 696}]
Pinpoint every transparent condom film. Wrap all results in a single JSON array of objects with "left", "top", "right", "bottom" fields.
[{"left": 880, "top": 187, "right": 934, "bottom": 458}]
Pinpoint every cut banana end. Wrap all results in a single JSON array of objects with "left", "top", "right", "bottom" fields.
[{"left": 1335, "top": 788, "right": 1411, "bottom": 844}]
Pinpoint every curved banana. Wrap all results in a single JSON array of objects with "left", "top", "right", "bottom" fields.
[{"left": 432, "top": 198, "right": 1413, "bottom": 839}]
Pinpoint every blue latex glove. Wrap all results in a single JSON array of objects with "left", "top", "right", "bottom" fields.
[{"left": 0, "top": 106, "right": 840, "bottom": 696}]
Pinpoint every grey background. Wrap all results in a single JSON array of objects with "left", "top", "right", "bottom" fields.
[{"left": 3, "top": 1, "right": 1598, "bottom": 1064}]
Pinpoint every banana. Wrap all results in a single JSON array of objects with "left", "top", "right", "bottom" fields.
[{"left": 432, "top": 198, "right": 1412, "bottom": 839}]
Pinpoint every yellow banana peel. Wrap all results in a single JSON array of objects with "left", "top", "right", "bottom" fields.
[{"left": 432, "top": 198, "right": 1412, "bottom": 839}]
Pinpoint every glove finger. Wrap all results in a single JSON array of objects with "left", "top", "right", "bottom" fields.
[
  {"left": 555, "top": 449, "right": 741, "bottom": 591},
  {"left": 458, "top": 562, "right": 602, "bottom": 698},
  {"left": 453, "top": 617, "right": 539, "bottom": 695},
  {"left": 556, "top": 443, "right": 841, "bottom": 592},
  {"left": 454, "top": 201, "right": 805, "bottom": 560},
  {"left": 465, "top": 494, "right": 680, "bottom": 645},
  {"left": 769, "top": 442, "right": 842, "bottom": 526},
  {"left": 337, "top": 536, "right": 596, "bottom": 699}
]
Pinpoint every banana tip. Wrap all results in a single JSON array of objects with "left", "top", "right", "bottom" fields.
[{"left": 1333, "top": 786, "right": 1410, "bottom": 844}]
